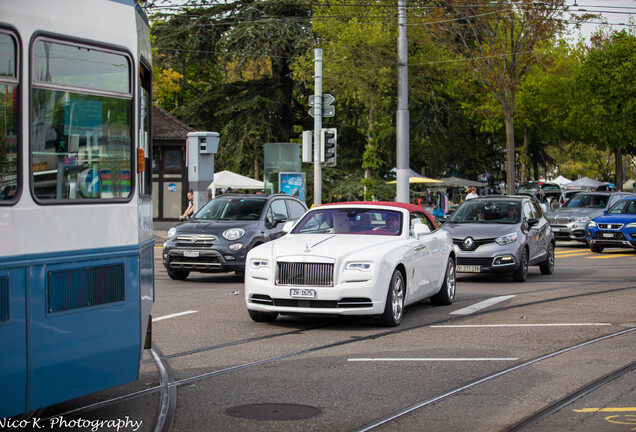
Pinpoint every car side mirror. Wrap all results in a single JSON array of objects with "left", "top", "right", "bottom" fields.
[
  {"left": 437, "top": 217, "right": 447, "bottom": 224},
  {"left": 282, "top": 221, "right": 295, "bottom": 233},
  {"left": 527, "top": 218, "right": 539, "bottom": 228},
  {"left": 272, "top": 214, "right": 287, "bottom": 226},
  {"left": 414, "top": 223, "right": 431, "bottom": 237}
]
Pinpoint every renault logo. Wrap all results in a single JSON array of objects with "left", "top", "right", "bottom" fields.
[{"left": 463, "top": 237, "right": 475, "bottom": 249}]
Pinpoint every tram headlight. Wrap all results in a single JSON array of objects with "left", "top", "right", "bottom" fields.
[{"left": 166, "top": 227, "right": 177, "bottom": 240}]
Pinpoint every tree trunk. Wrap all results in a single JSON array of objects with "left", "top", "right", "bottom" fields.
[
  {"left": 521, "top": 127, "right": 528, "bottom": 183},
  {"left": 615, "top": 144, "right": 623, "bottom": 191},
  {"left": 504, "top": 109, "right": 516, "bottom": 194}
]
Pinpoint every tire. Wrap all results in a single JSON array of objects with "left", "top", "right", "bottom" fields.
[
  {"left": 539, "top": 242, "right": 555, "bottom": 275},
  {"left": 167, "top": 269, "right": 189, "bottom": 281},
  {"left": 375, "top": 269, "right": 405, "bottom": 327},
  {"left": 590, "top": 244, "right": 604, "bottom": 253},
  {"left": 248, "top": 309, "right": 278, "bottom": 323},
  {"left": 431, "top": 257, "right": 456, "bottom": 306},
  {"left": 512, "top": 248, "right": 528, "bottom": 282}
]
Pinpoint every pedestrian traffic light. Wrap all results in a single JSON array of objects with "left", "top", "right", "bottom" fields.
[{"left": 320, "top": 128, "right": 337, "bottom": 167}]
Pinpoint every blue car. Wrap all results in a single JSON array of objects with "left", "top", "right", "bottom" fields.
[{"left": 586, "top": 197, "right": 636, "bottom": 253}]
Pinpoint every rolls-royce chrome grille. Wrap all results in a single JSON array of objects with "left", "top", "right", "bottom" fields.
[{"left": 276, "top": 262, "right": 334, "bottom": 287}]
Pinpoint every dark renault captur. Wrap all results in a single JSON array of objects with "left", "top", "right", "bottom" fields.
[{"left": 163, "top": 194, "right": 308, "bottom": 280}]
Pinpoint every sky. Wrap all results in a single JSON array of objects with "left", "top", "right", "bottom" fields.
[{"left": 565, "top": 0, "right": 636, "bottom": 41}]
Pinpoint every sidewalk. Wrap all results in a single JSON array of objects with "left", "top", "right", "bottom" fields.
[{"left": 153, "top": 220, "right": 175, "bottom": 244}]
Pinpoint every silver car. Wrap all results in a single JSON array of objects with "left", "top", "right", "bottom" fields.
[
  {"left": 545, "top": 191, "right": 634, "bottom": 242},
  {"left": 440, "top": 196, "right": 555, "bottom": 282}
]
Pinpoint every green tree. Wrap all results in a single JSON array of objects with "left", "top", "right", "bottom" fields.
[
  {"left": 427, "top": 0, "right": 568, "bottom": 193},
  {"left": 568, "top": 30, "right": 636, "bottom": 188}
]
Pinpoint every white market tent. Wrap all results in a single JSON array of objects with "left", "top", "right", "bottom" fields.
[
  {"left": 207, "top": 170, "right": 264, "bottom": 197},
  {"left": 551, "top": 175, "right": 571, "bottom": 186},
  {"left": 623, "top": 179, "right": 636, "bottom": 192},
  {"left": 566, "top": 176, "right": 607, "bottom": 190}
]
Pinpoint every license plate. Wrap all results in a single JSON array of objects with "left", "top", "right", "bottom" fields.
[
  {"left": 602, "top": 233, "right": 614, "bottom": 238},
  {"left": 184, "top": 251, "right": 200, "bottom": 258},
  {"left": 457, "top": 265, "right": 481, "bottom": 273},
  {"left": 291, "top": 288, "right": 316, "bottom": 298},
  {"left": 552, "top": 227, "right": 560, "bottom": 232}
]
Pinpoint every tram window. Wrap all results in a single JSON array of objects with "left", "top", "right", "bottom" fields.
[
  {"left": 31, "top": 40, "right": 133, "bottom": 201},
  {"left": 139, "top": 64, "right": 151, "bottom": 197},
  {"left": 0, "top": 32, "right": 19, "bottom": 203},
  {"left": 33, "top": 40, "right": 129, "bottom": 93}
]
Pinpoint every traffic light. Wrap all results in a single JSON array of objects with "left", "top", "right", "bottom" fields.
[{"left": 320, "top": 128, "right": 337, "bottom": 167}]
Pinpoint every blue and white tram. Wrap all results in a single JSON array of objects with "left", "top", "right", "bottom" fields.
[{"left": 0, "top": 0, "right": 154, "bottom": 418}]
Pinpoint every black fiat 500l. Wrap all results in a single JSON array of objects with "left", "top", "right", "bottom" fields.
[{"left": 163, "top": 194, "right": 308, "bottom": 280}]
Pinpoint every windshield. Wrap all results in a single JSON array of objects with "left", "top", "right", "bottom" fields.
[
  {"left": 448, "top": 200, "right": 521, "bottom": 224},
  {"left": 194, "top": 197, "right": 266, "bottom": 221},
  {"left": 292, "top": 208, "right": 402, "bottom": 235},
  {"left": 608, "top": 199, "right": 636, "bottom": 215},
  {"left": 565, "top": 194, "right": 608, "bottom": 209}
]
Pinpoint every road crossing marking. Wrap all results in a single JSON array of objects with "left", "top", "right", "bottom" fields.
[
  {"left": 153, "top": 310, "right": 198, "bottom": 322},
  {"left": 450, "top": 295, "right": 515, "bottom": 315}
]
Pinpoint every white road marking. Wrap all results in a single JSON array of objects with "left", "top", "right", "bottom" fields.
[
  {"left": 431, "top": 323, "right": 612, "bottom": 328},
  {"left": 152, "top": 310, "right": 198, "bottom": 322},
  {"left": 348, "top": 358, "right": 518, "bottom": 362},
  {"left": 450, "top": 295, "right": 515, "bottom": 315}
]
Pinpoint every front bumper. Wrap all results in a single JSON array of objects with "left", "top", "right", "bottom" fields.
[
  {"left": 453, "top": 243, "right": 521, "bottom": 274},
  {"left": 549, "top": 223, "right": 587, "bottom": 242},
  {"left": 245, "top": 273, "right": 386, "bottom": 317},
  {"left": 587, "top": 229, "right": 636, "bottom": 249},
  {"left": 163, "top": 247, "right": 247, "bottom": 273}
]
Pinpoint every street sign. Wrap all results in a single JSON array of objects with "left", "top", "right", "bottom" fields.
[
  {"left": 308, "top": 105, "right": 335, "bottom": 118},
  {"left": 308, "top": 94, "right": 335, "bottom": 107}
]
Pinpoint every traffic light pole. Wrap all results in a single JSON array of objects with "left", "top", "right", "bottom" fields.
[{"left": 313, "top": 48, "right": 323, "bottom": 206}]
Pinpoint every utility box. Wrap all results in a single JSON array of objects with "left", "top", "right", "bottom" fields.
[{"left": 186, "top": 132, "right": 219, "bottom": 213}]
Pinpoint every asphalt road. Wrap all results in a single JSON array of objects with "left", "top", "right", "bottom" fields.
[{"left": 9, "top": 241, "right": 636, "bottom": 432}]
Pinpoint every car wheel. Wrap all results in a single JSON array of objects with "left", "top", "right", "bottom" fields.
[
  {"left": 431, "top": 257, "right": 456, "bottom": 306},
  {"left": 248, "top": 309, "right": 278, "bottom": 323},
  {"left": 512, "top": 248, "right": 528, "bottom": 282},
  {"left": 167, "top": 269, "right": 189, "bottom": 281},
  {"left": 590, "top": 244, "right": 604, "bottom": 253},
  {"left": 539, "top": 242, "right": 555, "bottom": 275},
  {"left": 375, "top": 269, "right": 405, "bottom": 327}
]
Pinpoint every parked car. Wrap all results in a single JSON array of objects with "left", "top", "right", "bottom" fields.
[
  {"left": 516, "top": 181, "right": 563, "bottom": 209},
  {"left": 545, "top": 191, "right": 634, "bottom": 242},
  {"left": 586, "top": 196, "right": 636, "bottom": 253},
  {"left": 440, "top": 196, "right": 555, "bottom": 282},
  {"left": 244, "top": 202, "right": 455, "bottom": 327},
  {"left": 163, "top": 193, "right": 308, "bottom": 280}
]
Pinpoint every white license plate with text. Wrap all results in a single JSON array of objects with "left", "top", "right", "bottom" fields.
[
  {"left": 457, "top": 265, "right": 481, "bottom": 273},
  {"left": 184, "top": 251, "right": 200, "bottom": 258},
  {"left": 291, "top": 289, "right": 316, "bottom": 298}
]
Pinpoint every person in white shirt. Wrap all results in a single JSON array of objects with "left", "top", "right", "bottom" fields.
[{"left": 465, "top": 187, "right": 479, "bottom": 200}]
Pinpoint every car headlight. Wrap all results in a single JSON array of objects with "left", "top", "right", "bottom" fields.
[
  {"left": 626, "top": 222, "right": 636, "bottom": 228},
  {"left": 229, "top": 243, "right": 243, "bottom": 251},
  {"left": 250, "top": 259, "right": 270, "bottom": 269},
  {"left": 574, "top": 217, "right": 589, "bottom": 223},
  {"left": 166, "top": 227, "right": 177, "bottom": 240},
  {"left": 346, "top": 262, "right": 374, "bottom": 271},
  {"left": 223, "top": 228, "right": 245, "bottom": 241},
  {"left": 588, "top": 221, "right": 597, "bottom": 228},
  {"left": 496, "top": 232, "right": 518, "bottom": 246}
]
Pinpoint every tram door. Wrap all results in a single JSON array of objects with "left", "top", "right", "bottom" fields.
[{"left": 0, "top": 270, "right": 27, "bottom": 417}]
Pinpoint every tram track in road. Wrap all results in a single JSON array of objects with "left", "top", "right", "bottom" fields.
[
  {"left": 506, "top": 360, "right": 636, "bottom": 432},
  {"left": 353, "top": 327, "right": 636, "bottom": 432},
  {"left": 25, "top": 280, "right": 635, "bottom": 432}
]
